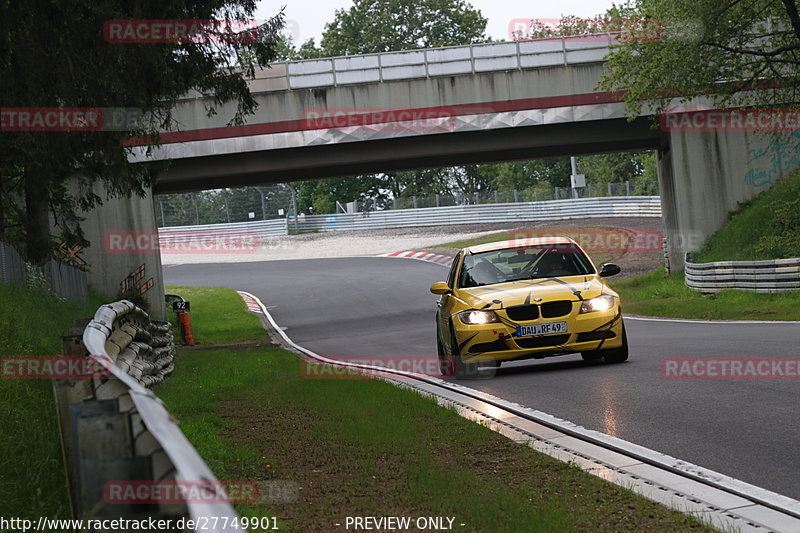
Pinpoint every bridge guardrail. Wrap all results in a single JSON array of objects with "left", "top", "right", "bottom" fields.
[
  {"left": 181, "top": 35, "right": 617, "bottom": 98},
  {"left": 684, "top": 255, "right": 800, "bottom": 293},
  {"left": 60, "top": 301, "right": 240, "bottom": 530}
]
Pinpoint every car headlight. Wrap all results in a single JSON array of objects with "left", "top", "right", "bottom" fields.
[
  {"left": 579, "top": 295, "right": 616, "bottom": 314},
  {"left": 458, "top": 310, "right": 500, "bottom": 325}
]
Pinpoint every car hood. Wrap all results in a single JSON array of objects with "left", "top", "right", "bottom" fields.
[{"left": 455, "top": 275, "right": 608, "bottom": 309}]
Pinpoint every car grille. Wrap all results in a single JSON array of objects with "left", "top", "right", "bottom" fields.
[
  {"left": 505, "top": 304, "right": 539, "bottom": 321},
  {"left": 540, "top": 300, "right": 573, "bottom": 318},
  {"left": 514, "top": 334, "right": 570, "bottom": 349}
]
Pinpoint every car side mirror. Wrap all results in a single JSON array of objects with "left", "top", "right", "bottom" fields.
[
  {"left": 599, "top": 263, "right": 621, "bottom": 277},
  {"left": 430, "top": 281, "right": 452, "bottom": 295}
]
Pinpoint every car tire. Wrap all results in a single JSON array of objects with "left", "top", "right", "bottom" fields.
[
  {"left": 448, "top": 322, "right": 484, "bottom": 379},
  {"left": 580, "top": 323, "right": 629, "bottom": 364},
  {"left": 436, "top": 324, "right": 454, "bottom": 377},
  {"left": 601, "top": 324, "right": 629, "bottom": 363},
  {"left": 580, "top": 351, "right": 603, "bottom": 362}
]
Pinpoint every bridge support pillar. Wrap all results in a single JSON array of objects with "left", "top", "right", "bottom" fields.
[
  {"left": 658, "top": 128, "right": 796, "bottom": 270},
  {"left": 77, "top": 185, "right": 165, "bottom": 320}
]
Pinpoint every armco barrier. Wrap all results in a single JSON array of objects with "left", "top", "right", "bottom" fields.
[
  {"left": 156, "top": 196, "right": 661, "bottom": 238},
  {"left": 159, "top": 218, "right": 288, "bottom": 240},
  {"left": 294, "top": 196, "right": 662, "bottom": 233},
  {"left": 685, "top": 255, "right": 800, "bottom": 293},
  {"left": 72, "top": 300, "right": 239, "bottom": 530}
]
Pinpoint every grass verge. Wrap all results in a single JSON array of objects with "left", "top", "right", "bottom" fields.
[
  {"left": 164, "top": 285, "right": 266, "bottom": 345},
  {"left": 0, "top": 282, "right": 107, "bottom": 518},
  {"left": 157, "top": 286, "right": 717, "bottom": 532},
  {"left": 612, "top": 269, "right": 800, "bottom": 320}
]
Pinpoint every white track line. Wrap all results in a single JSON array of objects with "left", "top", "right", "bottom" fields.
[
  {"left": 238, "top": 289, "right": 800, "bottom": 533},
  {"left": 625, "top": 316, "right": 798, "bottom": 325}
]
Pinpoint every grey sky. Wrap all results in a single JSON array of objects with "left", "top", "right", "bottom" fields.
[{"left": 255, "top": 1, "right": 618, "bottom": 45}]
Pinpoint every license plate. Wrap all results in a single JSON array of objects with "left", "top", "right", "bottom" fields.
[{"left": 515, "top": 322, "right": 568, "bottom": 337}]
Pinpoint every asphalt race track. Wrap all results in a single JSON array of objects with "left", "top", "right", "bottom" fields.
[{"left": 165, "top": 257, "right": 800, "bottom": 499}]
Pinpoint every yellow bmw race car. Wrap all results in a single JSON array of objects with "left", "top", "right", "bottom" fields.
[{"left": 431, "top": 237, "right": 628, "bottom": 379}]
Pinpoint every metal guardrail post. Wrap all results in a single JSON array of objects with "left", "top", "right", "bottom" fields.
[
  {"left": 54, "top": 333, "right": 94, "bottom": 518},
  {"left": 469, "top": 44, "right": 475, "bottom": 74}
]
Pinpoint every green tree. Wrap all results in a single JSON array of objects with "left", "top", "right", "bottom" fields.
[
  {"left": 292, "top": 175, "right": 385, "bottom": 214},
  {"left": 380, "top": 168, "right": 451, "bottom": 198},
  {"left": 600, "top": 0, "right": 800, "bottom": 116},
  {"left": 0, "top": 1, "right": 284, "bottom": 263},
  {"left": 480, "top": 159, "right": 572, "bottom": 190},
  {"left": 274, "top": 36, "right": 325, "bottom": 61},
  {"left": 578, "top": 151, "right": 648, "bottom": 184},
  {"left": 320, "top": 0, "right": 487, "bottom": 56}
]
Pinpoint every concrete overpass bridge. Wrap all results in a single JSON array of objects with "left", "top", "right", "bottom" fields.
[{"left": 80, "top": 36, "right": 797, "bottom": 308}]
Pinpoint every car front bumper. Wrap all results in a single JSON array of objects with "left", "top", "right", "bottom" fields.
[{"left": 452, "top": 306, "right": 624, "bottom": 363}]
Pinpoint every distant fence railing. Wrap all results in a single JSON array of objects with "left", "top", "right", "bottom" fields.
[
  {"left": 157, "top": 197, "right": 662, "bottom": 238},
  {"left": 295, "top": 196, "right": 662, "bottom": 233},
  {"left": 0, "top": 240, "right": 88, "bottom": 301},
  {"left": 685, "top": 255, "right": 800, "bottom": 293},
  {"left": 379, "top": 181, "right": 657, "bottom": 211}
]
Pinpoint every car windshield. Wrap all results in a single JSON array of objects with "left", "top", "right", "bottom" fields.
[{"left": 457, "top": 244, "right": 595, "bottom": 288}]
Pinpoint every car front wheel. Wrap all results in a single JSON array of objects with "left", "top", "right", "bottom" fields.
[
  {"left": 447, "top": 323, "right": 485, "bottom": 379},
  {"left": 582, "top": 324, "right": 629, "bottom": 364},
  {"left": 436, "top": 324, "right": 454, "bottom": 377}
]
